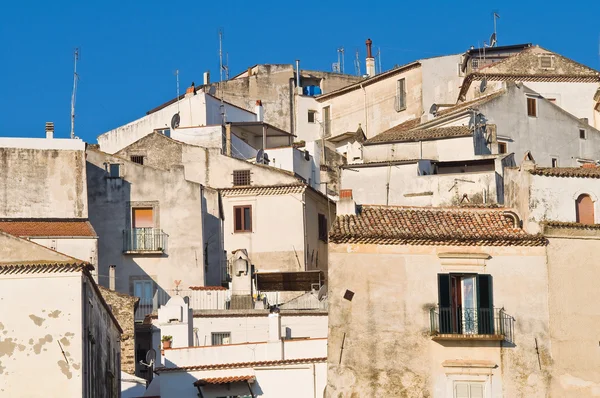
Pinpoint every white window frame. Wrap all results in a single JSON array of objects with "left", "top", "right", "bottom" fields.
[
  {"left": 445, "top": 374, "right": 492, "bottom": 398},
  {"left": 395, "top": 78, "right": 407, "bottom": 112}
]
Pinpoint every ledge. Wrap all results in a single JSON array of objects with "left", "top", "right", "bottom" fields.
[
  {"left": 431, "top": 333, "right": 505, "bottom": 342},
  {"left": 123, "top": 250, "right": 165, "bottom": 255}
]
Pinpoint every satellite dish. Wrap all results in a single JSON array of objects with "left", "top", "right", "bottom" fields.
[
  {"left": 263, "top": 152, "right": 270, "bottom": 165},
  {"left": 256, "top": 149, "right": 265, "bottom": 164},
  {"left": 146, "top": 349, "right": 156, "bottom": 364},
  {"left": 170, "top": 113, "right": 180, "bottom": 130},
  {"left": 429, "top": 103, "right": 438, "bottom": 116},
  {"left": 480, "top": 78, "right": 488, "bottom": 93},
  {"left": 489, "top": 33, "right": 497, "bottom": 47},
  {"left": 317, "top": 284, "right": 328, "bottom": 301}
]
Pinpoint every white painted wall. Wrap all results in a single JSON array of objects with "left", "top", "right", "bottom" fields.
[
  {"left": 363, "top": 134, "right": 475, "bottom": 163},
  {"left": 266, "top": 146, "right": 320, "bottom": 190},
  {"left": 170, "top": 126, "right": 222, "bottom": 148},
  {"left": 31, "top": 237, "right": 98, "bottom": 279},
  {"left": 296, "top": 95, "right": 322, "bottom": 142},
  {"left": 0, "top": 137, "right": 84, "bottom": 150},
  {"left": 419, "top": 54, "right": 463, "bottom": 114}
]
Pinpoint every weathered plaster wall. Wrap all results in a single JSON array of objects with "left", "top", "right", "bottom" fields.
[
  {"left": 420, "top": 54, "right": 463, "bottom": 114},
  {"left": 363, "top": 135, "right": 476, "bottom": 163},
  {"left": 86, "top": 149, "right": 205, "bottom": 296},
  {"left": 202, "top": 187, "right": 224, "bottom": 287},
  {"left": 0, "top": 147, "right": 87, "bottom": 218},
  {"left": 327, "top": 244, "right": 550, "bottom": 397},
  {"left": 304, "top": 189, "right": 335, "bottom": 272},
  {"left": 545, "top": 234, "right": 600, "bottom": 397},
  {"left": 100, "top": 286, "right": 139, "bottom": 375},
  {"left": 30, "top": 237, "right": 98, "bottom": 273}
]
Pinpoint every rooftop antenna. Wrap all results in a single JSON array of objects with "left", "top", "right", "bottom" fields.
[
  {"left": 375, "top": 47, "right": 382, "bottom": 74},
  {"left": 175, "top": 69, "right": 180, "bottom": 112},
  {"left": 354, "top": 49, "right": 361, "bottom": 76},
  {"left": 493, "top": 12, "right": 500, "bottom": 45},
  {"left": 70, "top": 48, "right": 79, "bottom": 139},
  {"left": 337, "top": 47, "right": 345, "bottom": 74},
  {"left": 218, "top": 28, "right": 229, "bottom": 81}
]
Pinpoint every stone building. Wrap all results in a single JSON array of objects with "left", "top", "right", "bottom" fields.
[
  {"left": 0, "top": 230, "right": 121, "bottom": 398},
  {"left": 327, "top": 193, "right": 549, "bottom": 397}
]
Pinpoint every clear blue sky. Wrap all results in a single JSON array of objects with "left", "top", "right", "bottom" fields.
[{"left": 1, "top": 0, "right": 598, "bottom": 143}]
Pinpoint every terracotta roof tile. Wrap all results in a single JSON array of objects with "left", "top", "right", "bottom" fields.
[
  {"left": 194, "top": 375, "right": 255, "bottom": 386},
  {"left": 0, "top": 261, "right": 92, "bottom": 275},
  {"left": 155, "top": 357, "right": 326, "bottom": 373},
  {"left": 530, "top": 167, "right": 600, "bottom": 178},
  {"left": 189, "top": 286, "right": 228, "bottom": 291},
  {"left": 0, "top": 220, "right": 96, "bottom": 237},
  {"left": 220, "top": 184, "right": 306, "bottom": 196},
  {"left": 365, "top": 126, "right": 471, "bottom": 145},
  {"left": 330, "top": 206, "right": 546, "bottom": 246},
  {"left": 543, "top": 221, "right": 600, "bottom": 229}
]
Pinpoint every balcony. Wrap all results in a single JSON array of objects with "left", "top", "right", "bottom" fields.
[
  {"left": 429, "top": 307, "right": 514, "bottom": 343},
  {"left": 123, "top": 228, "right": 168, "bottom": 254}
]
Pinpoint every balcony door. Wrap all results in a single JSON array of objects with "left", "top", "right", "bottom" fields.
[
  {"left": 132, "top": 208, "right": 154, "bottom": 250},
  {"left": 134, "top": 280, "right": 155, "bottom": 321}
]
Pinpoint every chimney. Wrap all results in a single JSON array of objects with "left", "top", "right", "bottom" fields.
[
  {"left": 365, "top": 39, "right": 376, "bottom": 77},
  {"left": 185, "top": 82, "right": 196, "bottom": 98},
  {"left": 255, "top": 100, "right": 264, "bottom": 122},
  {"left": 109, "top": 265, "right": 116, "bottom": 291},
  {"left": 203, "top": 71, "right": 210, "bottom": 85},
  {"left": 338, "top": 189, "right": 357, "bottom": 216},
  {"left": 45, "top": 122, "right": 54, "bottom": 139}
]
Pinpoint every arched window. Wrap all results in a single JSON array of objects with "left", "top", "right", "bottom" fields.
[{"left": 576, "top": 194, "right": 595, "bottom": 224}]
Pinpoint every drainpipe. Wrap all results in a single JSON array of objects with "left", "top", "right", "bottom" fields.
[
  {"left": 295, "top": 60, "right": 301, "bottom": 90},
  {"left": 302, "top": 190, "right": 308, "bottom": 270},
  {"left": 360, "top": 83, "right": 368, "bottom": 136},
  {"left": 262, "top": 124, "right": 267, "bottom": 150},
  {"left": 312, "top": 363, "right": 317, "bottom": 398},
  {"left": 225, "top": 123, "right": 232, "bottom": 157}
]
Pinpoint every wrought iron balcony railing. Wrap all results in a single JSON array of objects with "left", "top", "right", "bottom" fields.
[
  {"left": 429, "top": 306, "right": 514, "bottom": 343},
  {"left": 123, "top": 228, "right": 168, "bottom": 253}
]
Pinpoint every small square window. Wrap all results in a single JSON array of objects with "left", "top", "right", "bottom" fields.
[
  {"left": 233, "top": 170, "right": 251, "bottom": 186},
  {"left": 552, "top": 158, "right": 558, "bottom": 167},
  {"left": 308, "top": 110, "right": 316, "bottom": 123},
  {"left": 130, "top": 155, "right": 144, "bottom": 165},
  {"left": 498, "top": 142, "right": 507, "bottom": 154},
  {"left": 527, "top": 98, "right": 537, "bottom": 117},
  {"left": 211, "top": 332, "right": 231, "bottom": 345},
  {"left": 580, "top": 129, "right": 586, "bottom": 140},
  {"left": 109, "top": 163, "right": 121, "bottom": 178}
]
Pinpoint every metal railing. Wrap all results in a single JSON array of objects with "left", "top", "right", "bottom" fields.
[
  {"left": 429, "top": 306, "right": 514, "bottom": 343},
  {"left": 123, "top": 228, "right": 168, "bottom": 253}
]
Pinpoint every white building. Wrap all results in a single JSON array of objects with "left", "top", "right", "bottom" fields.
[{"left": 0, "top": 230, "right": 121, "bottom": 398}]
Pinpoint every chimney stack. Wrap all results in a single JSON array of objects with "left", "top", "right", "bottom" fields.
[
  {"left": 255, "top": 100, "right": 264, "bottom": 122},
  {"left": 365, "top": 39, "right": 376, "bottom": 77},
  {"left": 203, "top": 71, "right": 210, "bottom": 85},
  {"left": 337, "top": 189, "right": 357, "bottom": 216},
  {"left": 109, "top": 265, "right": 116, "bottom": 291},
  {"left": 45, "top": 122, "right": 54, "bottom": 139}
]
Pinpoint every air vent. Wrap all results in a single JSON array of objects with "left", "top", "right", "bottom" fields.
[{"left": 539, "top": 55, "right": 554, "bottom": 69}]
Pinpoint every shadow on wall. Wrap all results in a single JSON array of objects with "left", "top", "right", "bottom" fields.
[{"left": 201, "top": 191, "right": 225, "bottom": 287}]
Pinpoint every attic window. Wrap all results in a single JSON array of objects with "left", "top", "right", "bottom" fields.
[
  {"left": 527, "top": 97, "right": 537, "bottom": 117},
  {"left": 539, "top": 55, "right": 554, "bottom": 69},
  {"left": 130, "top": 155, "right": 144, "bottom": 165},
  {"left": 233, "top": 170, "right": 251, "bottom": 186}
]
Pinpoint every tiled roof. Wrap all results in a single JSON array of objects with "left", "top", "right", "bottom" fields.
[
  {"left": 543, "top": 221, "right": 600, "bottom": 229},
  {"left": 437, "top": 90, "right": 507, "bottom": 117},
  {"left": 220, "top": 184, "right": 307, "bottom": 197},
  {"left": 330, "top": 206, "right": 546, "bottom": 246},
  {"left": 0, "top": 261, "right": 92, "bottom": 275},
  {"left": 0, "top": 220, "right": 97, "bottom": 237},
  {"left": 365, "top": 126, "right": 471, "bottom": 144},
  {"left": 155, "top": 357, "right": 327, "bottom": 373},
  {"left": 194, "top": 375, "right": 255, "bottom": 386},
  {"left": 189, "top": 286, "right": 227, "bottom": 291},
  {"left": 529, "top": 167, "right": 600, "bottom": 178}
]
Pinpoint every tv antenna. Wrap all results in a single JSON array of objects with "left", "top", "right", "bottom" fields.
[
  {"left": 337, "top": 47, "right": 345, "bottom": 74},
  {"left": 493, "top": 12, "right": 500, "bottom": 45},
  {"left": 175, "top": 69, "right": 180, "bottom": 112},
  {"left": 375, "top": 47, "right": 382, "bottom": 74},
  {"left": 354, "top": 49, "right": 361, "bottom": 76},
  {"left": 218, "top": 28, "right": 229, "bottom": 81},
  {"left": 70, "top": 48, "right": 80, "bottom": 139}
]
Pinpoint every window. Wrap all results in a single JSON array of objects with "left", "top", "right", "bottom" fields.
[
  {"left": 154, "top": 128, "right": 170, "bottom": 137},
  {"left": 498, "top": 142, "right": 507, "bottom": 154},
  {"left": 551, "top": 158, "right": 558, "bottom": 167},
  {"left": 211, "top": 332, "right": 231, "bottom": 345},
  {"left": 539, "top": 55, "right": 554, "bottom": 69},
  {"left": 576, "top": 194, "right": 595, "bottom": 224},
  {"left": 323, "top": 106, "right": 331, "bottom": 137},
  {"left": 233, "top": 170, "right": 251, "bottom": 186},
  {"left": 133, "top": 208, "right": 154, "bottom": 229},
  {"left": 527, "top": 97, "right": 537, "bottom": 117},
  {"left": 395, "top": 78, "right": 407, "bottom": 112},
  {"left": 580, "top": 129, "right": 586, "bottom": 140},
  {"left": 109, "top": 163, "right": 121, "bottom": 178},
  {"left": 454, "top": 381, "right": 484, "bottom": 398},
  {"left": 437, "top": 274, "right": 494, "bottom": 335},
  {"left": 134, "top": 280, "right": 154, "bottom": 320},
  {"left": 130, "top": 155, "right": 144, "bottom": 165},
  {"left": 318, "top": 213, "right": 328, "bottom": 242},
  {"left": 308, "top": 110, "right": 316, "bottom": 123},
  {"left": 471, "top": 58, "right": 479, "bottom": 70},
  {"left": 234, "top": 205, "right": 252, "bottom": 232}
]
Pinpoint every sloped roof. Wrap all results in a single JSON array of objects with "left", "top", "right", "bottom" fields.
[
  {"left": 330, "top": 206, "right": 546, "bottom": 246},
  {"left": 220, "top": 184, "right": 307, "bottom": 197},
  {"left": 188, "top": 286, "right": 227, "bottom": 291},
  {"left": 365, "top": 125, "right": 471, "bottom": 144},
  {"left": 0, "top": 260, "right": 92, "bottom": 275},
  {"left": 155, "top": 357, "right": 327, "bottom": 373},
  {"left": 530, "top": 167, "right": 600, "bottom": 178},
  {"left": 194, "top": 375, "right": 255, "bottom": 386},
  {"left": 0, "top": 219, "right": 97, "bottom": 237}
]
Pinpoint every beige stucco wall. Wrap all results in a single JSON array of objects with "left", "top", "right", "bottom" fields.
[
  {"left": 319, "top": 66, "right": 423, "bottom": 139},
  {"left": 86, "top": 149, "right": 205, "bottom": 296},
  {"left": 0, "top": 147, "right": 87, "bottom": 218},
  {"left": 327, "top": 243, "right": 550, "bottom": 397}
]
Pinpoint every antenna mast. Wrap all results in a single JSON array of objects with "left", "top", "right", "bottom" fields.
[
  {"left": 493, "top": 12, "right": 500, "bottom": 45},
  {"left": 70, "top": 48, "right": 79, "bottom": 139},
  {"left": 375, "top": 47, "right": 382, "bottom": 74},
  {"left": 218, "top": 29, "right": 229, "bottom": 81},
  {"left": 354, "top": 49, "right": 361, "bottom": 76},
  {"left": 337, "top": 47, "right": 345, "bottom": 74},
  {"left": 175, "top": 69, "right": 180, "bottom": 113}
]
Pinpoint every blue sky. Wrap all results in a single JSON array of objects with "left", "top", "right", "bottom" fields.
[{"left": 0, "top": 0, "right": 598, "bottom": 143}]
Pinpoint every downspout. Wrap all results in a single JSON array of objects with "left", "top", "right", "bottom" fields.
[
  {"left": 303, "top": 189, "right": 308, "bottom": 270},
  {"left": 360, "top": 83, "right": 368, "bottom": 136},
  {"left": 313, "top": 363, "right": 317, "bottom": 398}
]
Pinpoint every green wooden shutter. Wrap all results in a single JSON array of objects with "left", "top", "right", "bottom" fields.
[
  {"left": 477, "top": 274, "right": 494, "bottom": 335},
  {"left": 438, "top": 274, "right": 451, "bottom": 333}
]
